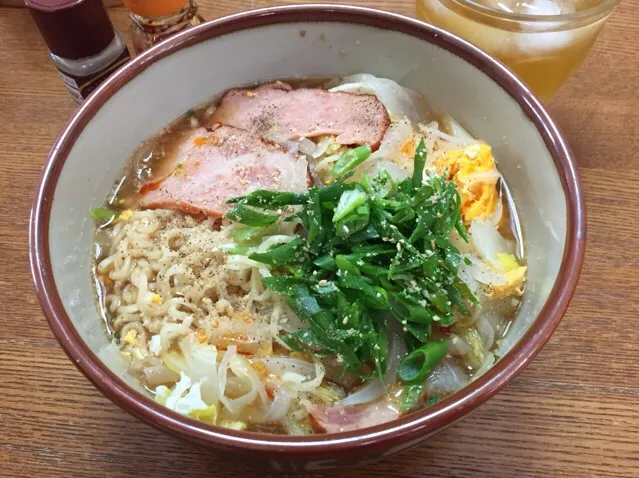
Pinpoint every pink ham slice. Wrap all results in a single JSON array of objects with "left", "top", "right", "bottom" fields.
[
  {"left": 140, "top": 124, "right": 308, "bottom": 217},
  {"left": 209, "top": 82, "right": 390, "bottom": 149},
  {"left": 307, "top": 400, "right": 400, "bottom": 434}
]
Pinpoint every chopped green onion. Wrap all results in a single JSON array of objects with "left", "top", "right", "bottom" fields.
[
  {"left": 412, "top": 139, "right": 427, "bottom": 189},
  {"left": 227, "top": 190, "right": 308, "bottom": 208},
  {"left": 330, "top": 145, "right": 372, "bottom": 177},
  {"left": 226, "top": 201, "right": 279, "bottom": 227},
  {"left": 314, "top": 254, "right": 337, "bottom": 271},
  {"left": 425, "top": 395, "right": 439, "bottom": 407},
  {"left": 306, "top": 187, "right": 322, "bottom": 248},
  {"left": 232, "top": 225, "right": 274, "bottom": 245},
  {"left": 223, "top": 142, "right": 477, "bottom": 377},
  {"left": 338, "top": 274, "right": 388, "bottom": 309},
  {"left": 91, "top": 207, "right": 116, "bottom": 223},
  {"left": 333, "top": 189, "right": 368, "bottom": 223},
  {"left": 262, "top": 276, "right": 310, "bottom": 296},
  {"left": 398, "top": 340, "right": 448, "bottom": 382},
  {"left": 248, "top": 237, "right": 304, "bottom": 266},
  {"left": 401, "top": 382, "right": 425, "bottom": 412}
]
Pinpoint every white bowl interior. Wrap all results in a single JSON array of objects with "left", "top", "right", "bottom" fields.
[{"left": 47, "top": 20, "right": 566, "bottom": 392}]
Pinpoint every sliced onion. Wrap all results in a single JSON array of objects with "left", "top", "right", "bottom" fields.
[
  {"left": 484, "top": 311, "right": 505, "bottom": 334},
  {"left": 322, "top": 358, "right": 361, "bottom": 389},
  {"left": 142, "top": 363, "right": 180, "bottom": 387},
  {"left": 488, "top": 194, "right": 504, "bottom": 227},
  {"left": 283, "top": 140, "right": 299, "bottom": 155},
  {"left": 260, "top": 357, "right": 325, "bottom": 392},
  {"left": 274, "top": 303, "right": 305, "bottom": 334},
  {"left": 338, "top": 318, "right": 405, "bottom": 407},
  {"left": 469, "top": 219, "right": 512, "bottom": 270},
  {"left": 312, "top": 136, "right": 338, "bottom": 159},
  {"left": 459, "top": 254, "right": 507, "bottom": 286},
  {"left": 281, "top": 416, "right": 312, "bottom": 436},
  {"left": 264, "top": 385, "right": 293, "bottom": 422},
  {"left": 178, "top": 336, "right": 219, "bottom": 404},
  {"left": 439, "top": 113, "right": 476, "bottom": 144},
  {"left": 282, "top": 137, "right": 317, "bottom": 156},
  {"left": 257, "top": 235, "right": 296, "bottom": 253},
  {"left": 294, "top": 360, "right": 325, "bottom": 392},
  {"left": 466, "top": 170, "right": 502, "bottom": 185},
  {"left": 358, "top": 160, "right": 410, "bottom": 182},
  {"left": 297, "top": 137, "right": 317, "bottom": 156},
  {"left": 473, "top": 353, "right": 496, "bottom": 379},
  {"left": 384, "top": 318, "right": 406, "bottom": 385},
  {"left": 353, "top": 119, "right": 413, "bottom": 180},
  {"left": 330, "top": 74, "right": 424, "bottom": 125},
  {"left": 419, "top": 122, "right": 472, "bottom": 147},
  {"left": 404, "top": 88, "right": 435, "bottom": 125},
  {"left": 230, "top": 353, "right": 269, "bottom": 404},
  {"left": 475, "top": 315, "right": 495, "bottom": 350},
  {"left": 449, "top": 228, "right": 472, "bottom": 255},
  {"left": 426, "top": 358, "right": 469, "bottom": 396},
  {"left": 218, "top": 346, "right": 260, "bottom": 416},
  {"left": 261, "top": 357, "right": 316, "bottom": 377},
  {"left": 370, "top": 119, "right": 413, "bottom": 161},
  {"left": 448, "top": 334, "right": 471, "bottom": 357},
  {"left": 338, "top": 380, "right": 386, "bottom": 407}
]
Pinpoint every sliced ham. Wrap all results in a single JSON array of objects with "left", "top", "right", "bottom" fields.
[
  {"left": 140, "top": 125, "right": 308, "bottom": 217},
  {"left": 307, "top": 399, "right": 400, "bottom": 434},
  {"left": 209, "top": 82, "right": 390, "bottom": 149}
]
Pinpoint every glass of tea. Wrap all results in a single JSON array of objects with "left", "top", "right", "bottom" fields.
[{"left": 416, "top": 0, "right": 621, "bottom": 102}]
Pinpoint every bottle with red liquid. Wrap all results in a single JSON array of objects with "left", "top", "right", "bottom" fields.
[{"left": 26, "top": 0, "right": 131, "bottom": 104}]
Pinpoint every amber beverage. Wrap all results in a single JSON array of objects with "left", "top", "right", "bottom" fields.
[
  {"left": 416, "top": 0, "right": 620, "bottom": 102},
  {"left": 123, "top": 0, "right": 189, "bottom": 17},
  {"left": 123, "top": 0, "right": 204, "bottom": 53}
]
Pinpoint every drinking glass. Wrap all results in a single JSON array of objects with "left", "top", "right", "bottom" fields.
[{"left": 416, "top": 0, "right": 621, "bottom": 101}]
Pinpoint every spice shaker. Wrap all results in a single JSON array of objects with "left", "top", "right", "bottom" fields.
[
  {"left": 26, "top": 0, "right": 131, "bottom": 104},
  {"left": 123, "top": 0, "right": 204, "bottom": 54}
]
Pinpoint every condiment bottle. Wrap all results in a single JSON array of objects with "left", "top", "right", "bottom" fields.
[
  {"left": 26, "top": 0, "right": 131, "bottom": 104},
  {"left": 123, "top": 0, "right": 204, "bottom": 54}
]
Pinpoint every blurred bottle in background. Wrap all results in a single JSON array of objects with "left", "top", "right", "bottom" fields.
[
  {"left": 26, "top": 0, "right": 131, "bottom": 104},
  {"left": 123, "top": 0, "right": 204, "bottom": 54},
  {"left": 416, "top": 0, "right": 620, "bottom": 102}
]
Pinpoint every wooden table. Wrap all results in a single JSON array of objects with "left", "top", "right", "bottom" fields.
[{"left": 1, "top": 1, "right": 637, "bottom": 477}]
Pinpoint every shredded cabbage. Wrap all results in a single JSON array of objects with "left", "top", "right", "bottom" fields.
[{"left": 154, "top": 372, "right": 217, "bottom": 424}]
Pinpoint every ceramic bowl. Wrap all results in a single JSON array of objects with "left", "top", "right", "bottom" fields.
[{"left": 29, "top": 4, "right": 585, "bottom": 471}]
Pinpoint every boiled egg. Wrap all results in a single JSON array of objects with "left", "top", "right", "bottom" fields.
[{"left": 435, "top": 143, "right": 500, "bottom": 224}]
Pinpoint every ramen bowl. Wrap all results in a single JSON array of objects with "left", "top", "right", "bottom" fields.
[{"left": 29, "top": 4, "right": 585, "bottom": 470}]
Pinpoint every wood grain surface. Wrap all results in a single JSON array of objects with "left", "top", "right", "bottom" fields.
[{"left": 1, "top": 1, "right": 637, "bottom": 477}]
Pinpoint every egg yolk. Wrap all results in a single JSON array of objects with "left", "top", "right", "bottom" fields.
[
  {"left": 435, "top": 143, "right": 499, "bottom": 224},
  {"left": 489, "top": 266, "right": 527, "bottom": 299},
  {"left": 122, "top": 328, "right": 138, "bottom": 346}
]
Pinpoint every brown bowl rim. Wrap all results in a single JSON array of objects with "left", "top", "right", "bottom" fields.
[{"left": 29, "top": 4, "right": 586, "bottom": 456}]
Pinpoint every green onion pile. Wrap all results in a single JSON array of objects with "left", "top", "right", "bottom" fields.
[{"left": 226, "top": 141, "right": 477, "bottom": 410}]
